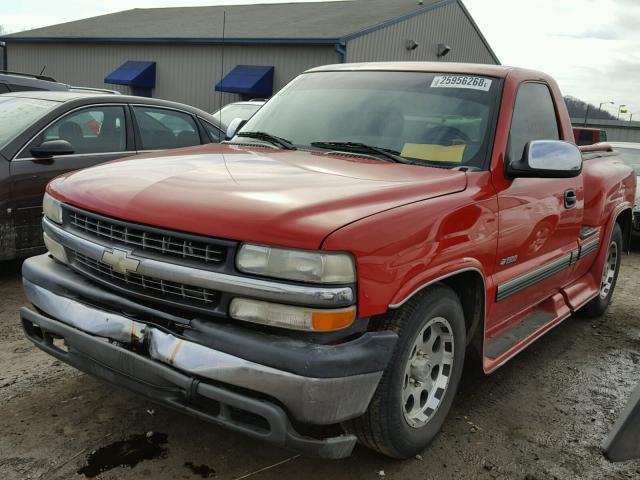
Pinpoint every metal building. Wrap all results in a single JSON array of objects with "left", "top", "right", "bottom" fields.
[{"left": 1, "top": 0, "right": 499, "bottom": 112}]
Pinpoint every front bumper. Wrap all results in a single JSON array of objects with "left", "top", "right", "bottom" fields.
[{"left": 21, "top": 255, "right": 397, "bottom": 458}]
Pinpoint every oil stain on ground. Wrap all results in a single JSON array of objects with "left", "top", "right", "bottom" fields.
[
  {"left": 77, "top": 432, "right": 168, "bottom": 478},
  {"left": 185, "top": 461, "right": 216, "bottom": 478}
]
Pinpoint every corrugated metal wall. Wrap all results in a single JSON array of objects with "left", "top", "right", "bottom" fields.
[
  {"left": 346, "top": 2, "right": 497, "bottom": 64},
  {"left": 6, "top": 1, "right": 497, "bottom": 111},
  {"left": 7, "top": 43, "right": 339, "bottom": 112}
]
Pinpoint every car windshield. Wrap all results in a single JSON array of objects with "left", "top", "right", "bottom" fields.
[
  {"left": 0, "top": 96, "right": 59, "bottom": 147},
  {"left": 233, "top": 71, "right": 502, "bottom": 169},
  {"left": 615, "top": 148, "right": 640, "bottom": 175},
  {"left": 214, "top": 103, "right": 263, "bottom": 130}
]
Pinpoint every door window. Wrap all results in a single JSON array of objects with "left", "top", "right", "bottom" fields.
[
  {"left": 22, "top": 105, "right": 126, "bottom": 157},
  {"left": 133, "top": 106, "right": 201, "bottom": 150},
  {"left": 508, "top": 83, "right": 560, "bottom": 163}
]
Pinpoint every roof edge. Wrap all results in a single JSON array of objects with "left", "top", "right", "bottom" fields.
[
  {"left": 0, "top": 36, "right": 341, "bottom": 46},
  {"left": 340, "top": 0, "right": 455, "bottom": 43},
  {"left": 455, "top": 0, "right": 501, "bottom": 65}
]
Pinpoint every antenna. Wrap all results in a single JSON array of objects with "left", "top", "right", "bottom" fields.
[
  {"left": 39, "top": 65, "right": 46, "bottom": 75},
  {"left": 218, "top": 10, "right": 226, "bottom": 129}
]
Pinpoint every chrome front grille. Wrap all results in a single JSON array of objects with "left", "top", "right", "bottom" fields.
[
  {"left": 73, "top": 251, "right": 220, "bottom": 307},
  {"left": 67, "top": 209, "right": 227, "bottom": 265}
]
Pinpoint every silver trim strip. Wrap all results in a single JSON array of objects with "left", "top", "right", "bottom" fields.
[
  {"left": 578, "top": 237, "right": 600, "bottom": 259},
  {"left": 579, "top": 226, "right": 599, "bottom": 240},
  {"left": 24, "top": 279, "right": 379, "bottom": 424},
  {"left": 43, "top": 218, "right": 354, "bottom": 307},
  {"left": 496, "top": 252, "right": 572, "bottom": 302}
]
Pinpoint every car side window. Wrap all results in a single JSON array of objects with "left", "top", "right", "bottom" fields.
[
  {"left": 201, "top": 120, "right": 223, "bottom": 142},
  {"left": 133, "top": 106, "right": 201, "bottom": 150},
  {"left": 508, "top": 83, "right": 559, "bottom": 163},
  {"left": 21, "top": 105, "right": 126, "bottom": 158}
]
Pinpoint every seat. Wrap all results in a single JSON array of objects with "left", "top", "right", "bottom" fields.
[{"left": 58, "top": 121, "right": 84, "bottom": 150}]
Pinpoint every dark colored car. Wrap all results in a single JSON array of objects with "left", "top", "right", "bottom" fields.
[
  {"left": 0, "top": 91, "right": 225, "bottom": 261},
  {"left": 0, "top": 70, "right": 119, "bottom": 95}
]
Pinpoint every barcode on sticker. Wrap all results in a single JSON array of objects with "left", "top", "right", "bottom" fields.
[{"left": 431, "top": 75, "right": 492, "bottom": 91}]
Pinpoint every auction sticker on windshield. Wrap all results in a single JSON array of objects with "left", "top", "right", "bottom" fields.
[{"left": 431, "top": 75, "right": 492, "bottom": 91}]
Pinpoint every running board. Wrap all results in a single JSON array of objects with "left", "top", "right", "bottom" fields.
[
  {"left": 483, "top": 293, "right": 571, "bottom": 373},
  {"left": 484, "top": 310, "right": 555, "bottom": 359}
]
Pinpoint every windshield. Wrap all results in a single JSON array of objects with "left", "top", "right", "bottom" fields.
[
  {"left": 0, "top": 96, "right": 59, "bottom": 147},
  {"left": 233, "top": 71, "right": 502, "bottom": 168},
  {"left": 215, "top": 103, "right": 262, "bottom": 130},
  {"left": 615, "top": 148, "right": 640, "bottom": 175}
]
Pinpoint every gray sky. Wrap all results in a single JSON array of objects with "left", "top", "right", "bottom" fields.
[{"left": 2, "top": 0, "right": 638, "bottom": 118}]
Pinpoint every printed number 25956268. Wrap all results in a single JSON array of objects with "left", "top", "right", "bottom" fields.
[{"left": 431, "top": 75, "right": 492, "bottom": 92}]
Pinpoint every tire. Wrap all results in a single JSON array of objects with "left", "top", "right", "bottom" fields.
[
  {"left": 345, "top": 284, "right": 466, "bottom": 458},
  {"left": 580, "top": 223, "right": 623, "bottom": 318}
]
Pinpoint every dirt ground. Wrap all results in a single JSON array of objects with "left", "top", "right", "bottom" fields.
[{"left": 1, "top": 247, "right": 640, "bottom": 480}]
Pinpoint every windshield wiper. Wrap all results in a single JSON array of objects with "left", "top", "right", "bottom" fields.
[
  {"left": 236, "top": 131, "right": 297, "bottom": 150},
  {"left": 310, "top": 141, "right": 413, "bottom": 164}
]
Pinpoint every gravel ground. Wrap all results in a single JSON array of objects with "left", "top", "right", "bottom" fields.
[{"left": 1, "top": 246, "right": 640, "bottom": 480}]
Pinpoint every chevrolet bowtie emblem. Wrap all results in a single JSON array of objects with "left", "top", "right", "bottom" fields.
[{"left": 101, "top": 248, "right": 140, "bottom": 274}]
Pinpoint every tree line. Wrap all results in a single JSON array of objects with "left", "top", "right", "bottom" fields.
[{"left": 564, "top": 96, "right": 617, "bottom": 120}]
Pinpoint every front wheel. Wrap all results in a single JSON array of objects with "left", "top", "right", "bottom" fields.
[
  {"left": 345, "top": 285, "right": 466, "bottom": 458},
  {"left": 580, "top": 223, "right": 623, "bottom": 318}
]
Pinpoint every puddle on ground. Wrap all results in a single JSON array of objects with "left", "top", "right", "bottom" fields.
[
  {"left": 185, "top": 461, "right": 216, "bottom": 478},
  {"left": 77, "top": 432, "right": 168, "bottom": 478}
]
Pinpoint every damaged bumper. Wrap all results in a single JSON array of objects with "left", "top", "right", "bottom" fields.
[{"left": 21, "top": 254, "right": 397, "bottom": 458}]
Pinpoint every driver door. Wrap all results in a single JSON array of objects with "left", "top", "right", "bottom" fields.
[
  {"left": 10, "top": 104, "right": 132, "bottom": 252},
  {"left": 490, "top": 82, "right": 583, "bottom": 329}
]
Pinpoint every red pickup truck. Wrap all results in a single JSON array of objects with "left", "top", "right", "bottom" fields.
[{"left": 20, "top": 63, "right": 636, "bottom": 459}]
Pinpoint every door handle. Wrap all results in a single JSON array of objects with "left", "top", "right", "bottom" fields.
[{"left": 564, "top": 189, "right": 577, "bottom": 209}]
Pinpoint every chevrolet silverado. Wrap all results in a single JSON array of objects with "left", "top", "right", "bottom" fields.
[{"left": 20, "top": 63, "right": 636, "bottom": 459}]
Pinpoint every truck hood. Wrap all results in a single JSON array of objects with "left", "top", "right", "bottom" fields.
[{"left": 48, "top": 144, "right": 467, "bottom": 249}]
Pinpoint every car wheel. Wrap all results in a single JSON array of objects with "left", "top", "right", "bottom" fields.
[
  {"left": 580, "top": 223, "right": 623, "bottom": 318},
  {"left": 345, "top": 284, "right": 466, "bottom": 458}
]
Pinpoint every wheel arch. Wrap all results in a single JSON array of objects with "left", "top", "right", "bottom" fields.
[
  {"left": 388, "top": 268, "right": 486, "bottom": 348},
  {"left": 615, "top": 207, "right": 633, "bottom": 253}
]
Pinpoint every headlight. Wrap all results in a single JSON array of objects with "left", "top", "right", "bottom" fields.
[
  {"left": 230, "top": 298, "right": 356, "bottom": 331},
  {"left": 43, "top": 193, "right": 63, "bottom": 224},
  {"left": 236, "top": 244, "right": 356, "bottom": 284},
  {"left": 43, "top": 232, "right": 68, "bottom": 264}
]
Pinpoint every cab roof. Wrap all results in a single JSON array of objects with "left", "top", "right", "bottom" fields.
[{"left": 306, "top": 62, "right": 546, "bottom": 80}]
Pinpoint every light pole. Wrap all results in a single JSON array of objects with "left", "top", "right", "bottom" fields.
[
  {"left": 599, "top": 101, "right": 614, "bottom": 111},
  {"left": 583, "top": 104, "right": 591, "bottom": 126},
  {"left": 618, "top": 104, "right": 627, "bottom": 120},
  {"left": 585, "top": 101, "right": 615, "bottom": 126}
]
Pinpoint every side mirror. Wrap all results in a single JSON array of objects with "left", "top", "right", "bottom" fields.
[
  {"left": 30, "top": 139, "right": 75, "bottom": 158},
  {"left": 226, "top": 117, "right": 247, "bottom": 140},
  {"left": 507, "top": 140, "right": 582, "bottom": 179}
]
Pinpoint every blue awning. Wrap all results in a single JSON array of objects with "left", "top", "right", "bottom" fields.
[
  {"left": 104, "top": 61, "right": 156, "bottom": 88},
  {"left": 215, "top": 65, "right": 274, "bottom": 97}
]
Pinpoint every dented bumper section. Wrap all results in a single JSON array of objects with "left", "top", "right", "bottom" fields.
[{"left": 21, "top": 255, "right": 397, "bottom": 458}]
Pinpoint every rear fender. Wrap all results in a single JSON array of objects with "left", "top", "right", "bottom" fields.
[{"left": 595, "top": 204, "right": 633, "bottom": 271}]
